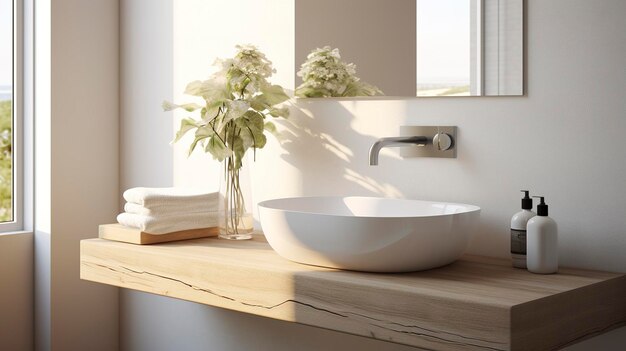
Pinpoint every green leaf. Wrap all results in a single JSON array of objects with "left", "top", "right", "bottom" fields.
[
  {"left": 187, "top": 125, "right": 214, "bottom": 156},
  {"left": 264, "top": 121, "right": 279, "bottom": 138},
  {"left": 235, "top": 111, "right": 267, "bottom": 150},
  {"left": 221, "top": 100, "right": 250, "bottom": 127},
  {"left": 172, "top": 118, "right": 199, "bottom": 143},
  {"left": 205, "top": 135, "right": 232, "bottom": 161},
  {"left": 202, "top": 101, "right": 223, "bottom": 122},
  {"left": 237, "top": 110, "right": 264, "bottom": 130},
  {"left": 229, "top": 100, "right": 250, "bottom": 117},
  {"left": 241, "top": 126, "right": 267, "bottom": 150},
  {"left": 228, "top": 69, "right": 248, "bottom": 91},
  {"left": 184, "top": 80, "right": 207, "bottom": 96},
  {"left": 260, "top": 84, "right": 290, "bottom": 106},
  {"left": 162, "top": 101, "right": 203, "bottom": 112},
  {"left": 185, "top": 79, "right": 231, "bottom": 103},
  {"left": 268, "top": 106, "right": 289, "bottom": 118},
  {"left": 295, "top": 85, "right": 328, "bottom": 98},
  {"left": 342, "top": 81, "right": 383, "bottom": 97},
  {"left": 254, "top": 131, "right": 267, "bottom": 149},
  {"left": 249, "top": 94, "right": 270, "bottom": 111},
  {"left": 264, "top": 121, "right": 286, "bottom": 143}
]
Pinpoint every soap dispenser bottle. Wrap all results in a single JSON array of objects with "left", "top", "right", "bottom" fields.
[
  {"left": 527, "top": 196, "right": 558, "bottom": 274},
  {"left": 511, "top": 190, "right": 536, "bottom": 268}
]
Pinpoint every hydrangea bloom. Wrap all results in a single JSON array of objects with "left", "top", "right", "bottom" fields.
[
  {"left": 213, "top": 44, "right": 277, "bottom": 97},
  {"left": 295, "top": 46, "right": 383, "bottom": 98},
  {"left": 163, "top": 45, "right": 289, "bottom": 169}
]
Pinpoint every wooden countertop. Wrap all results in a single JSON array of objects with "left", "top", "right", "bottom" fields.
[{"left": 80, "top": 235, "right": 626, "bottom": 351}]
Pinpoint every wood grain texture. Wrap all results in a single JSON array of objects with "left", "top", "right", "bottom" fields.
[
  {"left": 80, "top": 235, "right": 626, "bottom": 350},
  {"left": 98, "top": 223, "right": 218, "bottom": 244}
]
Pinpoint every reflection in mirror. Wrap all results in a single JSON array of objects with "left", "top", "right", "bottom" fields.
[
  {"left": 295, "top": 0, "right": 523, "bottom": 98},
  {"left": 295, "top": 46, "right": 384, "bottom": 98},
  {"left": 416, "top": 0, "right": 471, "bottom": 96},
  {"left": 480, "top": 0, "right": 523, "bottom": 96},
  {"left": 295, "top": 0, "right": 417, "bottom": 97}
]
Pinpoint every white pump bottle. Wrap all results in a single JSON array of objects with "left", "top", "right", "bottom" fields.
[{"left": 527, "top": 196, "right": 558, "bottom": 274}]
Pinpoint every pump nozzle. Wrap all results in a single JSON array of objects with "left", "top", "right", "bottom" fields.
[
  {"left": 520, "top": 190, "right": 532, "bottom": 210},
  {"left": 532, "top": 196, "right": 548, "bottom": 216}
]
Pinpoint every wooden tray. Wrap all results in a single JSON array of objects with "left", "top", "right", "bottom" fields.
[{"left": 98, "top": 223, "right": 218, "bottom": 245}]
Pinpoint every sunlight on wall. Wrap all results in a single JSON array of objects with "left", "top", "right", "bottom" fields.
[
  {"left": 172, "top": 0, "right": 294, "bottom": 193},
  {"left": 169, "top": 0, "right": 414, "bottom": 222}
]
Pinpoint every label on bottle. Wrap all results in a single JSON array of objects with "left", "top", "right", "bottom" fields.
[{"left": 510, "top": 229, "right": 527, "bottom": 255}]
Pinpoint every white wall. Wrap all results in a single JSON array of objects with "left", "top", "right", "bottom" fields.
[
  {"left": 34, "top": 0, "right": 51, "bottom": 348},
  {"left": 119, "top": 0, "right": 173, "bottom": 195},
  {"left": 33, "top": 0, "right": 120, "bottom": 350},
  {"left": 120, "top": 0, "right": 626, "bottom": 350},
  {"left": 119, "top": 1, "right": 174, "bottom": 349}
]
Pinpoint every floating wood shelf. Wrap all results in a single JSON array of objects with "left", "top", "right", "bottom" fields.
[{"left": 80, "top": 235, "right": 626, "bottom": 351}]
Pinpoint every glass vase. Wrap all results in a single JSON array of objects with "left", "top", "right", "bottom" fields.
[{"left": 218, "top": 156, "right": 253, "bottom": 240}]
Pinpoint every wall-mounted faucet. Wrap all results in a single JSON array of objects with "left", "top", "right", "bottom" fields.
[
  {"left": 369, "top": 136, "right": 428, "bottom": 165},
  {"left": 368, "top": 126, "right": 457, "bottom": 165}
]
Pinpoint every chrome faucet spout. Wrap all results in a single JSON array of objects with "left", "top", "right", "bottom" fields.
[{"left": 368, "top": 136, "right": 428, "bottom": 165}]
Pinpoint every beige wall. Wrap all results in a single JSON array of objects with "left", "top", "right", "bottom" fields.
[
  {"left": 50, "top": 0, "right": 120, "bottom": 348},
  {"left": 32, "top": 0, "right": 120, "bottom": 350},
  {"left": 120, "top": 0, "right": 626, "bottom": 350},
  {"left": 0, "top": 233, "right": 33, "bottom": 351}
]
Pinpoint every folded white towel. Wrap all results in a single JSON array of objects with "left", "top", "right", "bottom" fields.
[
  {"left": 116, "top": 212, "right": 218, "bottom": 234},
  {"left": 123, "top": 187, "right": 219, "bottom": 214},
  {"left": 123, "top": 201, "right": 218, "bottom": 217}
]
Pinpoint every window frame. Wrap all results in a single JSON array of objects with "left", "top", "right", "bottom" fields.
[{"left": 1, "top": 0, "right": 24, "bottom": 232}]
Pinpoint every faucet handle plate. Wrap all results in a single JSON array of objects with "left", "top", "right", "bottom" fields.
[{"left": 399, "top": 126, "right": 457, "bottom": 158}]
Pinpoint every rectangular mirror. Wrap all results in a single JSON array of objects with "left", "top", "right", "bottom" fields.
[{"left": 295, "top": 0, "right": 523, "bottom": 98}]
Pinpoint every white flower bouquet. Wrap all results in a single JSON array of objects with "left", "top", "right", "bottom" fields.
[{"left": 295, "top": 46, "right": 383, "bottom": 98}]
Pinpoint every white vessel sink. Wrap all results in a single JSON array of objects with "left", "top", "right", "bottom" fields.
[{"left": 258, "top": 196, "right": 480, "bottom": 273}]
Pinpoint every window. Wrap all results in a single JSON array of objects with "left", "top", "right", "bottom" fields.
[{"left": 0, "top": 0, "right": 21, "bottom": 230}]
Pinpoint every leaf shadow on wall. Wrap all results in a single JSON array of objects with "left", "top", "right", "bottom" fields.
[{"left": 270, "top": 99, "right": 403, "bottom": 198}]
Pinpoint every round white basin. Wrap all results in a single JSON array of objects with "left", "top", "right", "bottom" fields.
[{"left": 258, "top": 196, "right": 480, "bottom": 273}]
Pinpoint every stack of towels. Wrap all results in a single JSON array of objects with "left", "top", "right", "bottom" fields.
[{"left": 117, "top": 187, "right": 219, "bottom": 234}]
